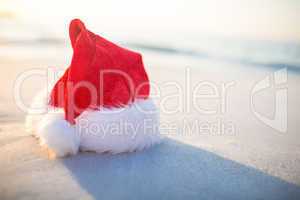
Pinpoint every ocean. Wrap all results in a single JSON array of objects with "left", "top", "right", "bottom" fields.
[{"left": 1, "top": 19, "right": 300, "bottom": 72}]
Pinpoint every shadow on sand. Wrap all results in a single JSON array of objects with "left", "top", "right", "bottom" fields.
[{"left": 62, "top": 138, "right": 300, "bottom": 200}]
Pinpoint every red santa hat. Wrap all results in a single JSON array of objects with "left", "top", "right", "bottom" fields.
[{"left": 26, "top": 19, "right": 162, "bottom": 157}]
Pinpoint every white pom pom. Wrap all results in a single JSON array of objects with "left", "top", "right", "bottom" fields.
[
  {"left": 37, "top": 113, "right": 80, "bottom": 157},
  {"left": 25, "top": 89, "right": 49, "bottom": 135}
]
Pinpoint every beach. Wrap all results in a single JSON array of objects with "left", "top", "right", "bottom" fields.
[
  {"left": 1, "top": 42, "right": 300, "bottom": 199},
  {"left": 2, "top": 0, "right": 300, "bottom": 198}
]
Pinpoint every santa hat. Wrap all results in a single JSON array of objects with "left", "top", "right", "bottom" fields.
[{"left": 26, "top": 19, "right": 162, "bottom": 157}]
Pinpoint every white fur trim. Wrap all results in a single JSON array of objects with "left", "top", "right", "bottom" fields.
[
  {"left": 26, "top": 90, "right": 162, "bottom": 157},
  {"left": 76, "top": 99, "right": 162, "bottom": 154}
]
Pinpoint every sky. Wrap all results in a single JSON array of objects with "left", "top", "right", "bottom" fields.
[{"left": 1, "top": 0, "right": 300, "bottom": 42}]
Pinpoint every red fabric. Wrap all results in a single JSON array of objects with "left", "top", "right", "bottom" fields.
[{"left": 49, "top": 19, "right": 150, "bottom": 124}]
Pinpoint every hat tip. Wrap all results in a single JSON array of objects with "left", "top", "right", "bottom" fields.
[
  {"left": 70, "top": 18, "right": 85, "bottom": 29},
  {"left": 69, "top": 18, "right": 86, "bottom": 48}
]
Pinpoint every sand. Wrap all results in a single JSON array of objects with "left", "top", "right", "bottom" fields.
[{"left": 1, "top": 47, "right": 300, "bottom": 199}]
